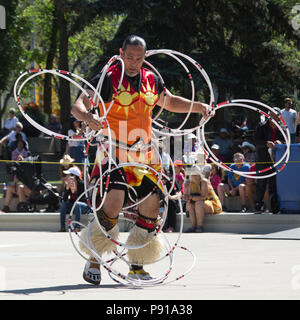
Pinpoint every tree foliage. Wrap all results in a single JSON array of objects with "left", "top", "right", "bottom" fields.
[{"left": 1, "top": 0, "right": 299, "bottom": 133}]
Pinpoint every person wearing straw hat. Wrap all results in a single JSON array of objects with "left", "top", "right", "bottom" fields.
[
  {"left": 58, "top": 154, "right": 75, "bottom": 187},
  {"left": 183, "top": 165, "right": 222, "bottom": 233},
  {"left": 72, "top": 35, "right": 211, "bottom": 285},
  {"left": 238, "top": 141, "right": 256, "bottom": 164}
]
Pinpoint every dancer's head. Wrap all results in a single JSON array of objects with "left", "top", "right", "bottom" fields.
[{"left": 120, "top": 35, "right": 147, "bottom": 77}]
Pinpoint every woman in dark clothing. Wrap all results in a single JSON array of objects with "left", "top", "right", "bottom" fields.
[{"left": 254, "top": 108, "right": 284, "bottom": 213}]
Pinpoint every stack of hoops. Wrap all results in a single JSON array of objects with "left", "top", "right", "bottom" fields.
[{"left": 13, "top": 49, "right": 290, "bottom": 287}]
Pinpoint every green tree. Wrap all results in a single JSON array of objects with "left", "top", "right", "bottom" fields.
[
  {"left": 96, "top": 0, "right": 300, "bottom": 129},
  {"left": 0, "top": 0, "right": 31, "bottom": 124}
]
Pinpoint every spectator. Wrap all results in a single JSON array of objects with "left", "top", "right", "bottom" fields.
[
  {"left": 281, "top": 98, "right": 297, "bottom": 143},
  {"left": 184, "top": 165, "right": 222, "bottom": 233},
  {"left": 1, "top": 182, "right": 31, "bottom": 213},
  {"left": 210, "top": 164, "right": 223, "bottom": 194},
  {"left": 207, "top": 144, "right": 225, "bottom": 164},
  {"left": 183, "top": 133, "right": 200, "bottom": 154},
  {"left": 11, "top": 140, "right": 29, "bottom": 161},
  {"left": 10, "top": 133, "right": 29, "bottom": 152},
  {"left": 174, "top": 160, "right": 185, "bottom": 194},
  {"left": 1, "top": 150, "right": 31, "bottom": 213},
  {"left": 202, "top": 164, "right": 212, "bottom": 179},
  {"left": 0, "top": 108, "right": 19, "bottom": 138},
  {"left": 46, "top": 114, "right": 62, "bottom": 134},
  {"left": 65, "top": 118, "right": 85, "bottom": 168},
  {"left": 217, "top": 152, "right": 250, "bottom": 212},
  {"left": 212, "top": 128, "right": 233, "bottom": 163},
  {"left": 183, "top": 133, "right": 204, "bottom": 166},
  {"left": 59, "top": 166, "right": 91, "bottom": 232},
  {"left": 254, "top": 107, "right": 283, "bottom": 213},
  {"left": 238, "top": 141, "right": 256, "bottom": 164},
  {"left": 59, "top": 154, "right": 75, "bottom": 194},
  {"left": 0, "top": 122, "right": 27, "bottom": 159}
]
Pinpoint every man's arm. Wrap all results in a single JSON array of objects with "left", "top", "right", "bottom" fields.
[
  {"left": 72, "top": 89, "right": 103, "bottom": 131},
  {"left": 157, "top": 88, "right": 210, "bottom": 119}
]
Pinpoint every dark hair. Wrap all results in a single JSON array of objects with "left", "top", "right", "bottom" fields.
[
  {"left": 17, "top": 139, "right": 25, "bottom": 148},
  {"left": 122, "top": 35, "right": 147, "bottom": 52},
  {"left": 211, "top": 164, "right": 223, "bottom": 179}
]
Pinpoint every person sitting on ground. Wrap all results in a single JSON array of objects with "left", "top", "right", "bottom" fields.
[
  {"left": 174, "top": 160, "right": 185, "bottom": 194},
  {"left": 183, "top": 165, "right": 222, "bottom": 233},
  {"left": 10, "top": 132, "right": 29, "bottom": 153},
  {"left": 239, "top": 141, "right": 256, "bottom": 164},
  {"left": 207, "top": 144, "right": 225, "bottom": 164},
  {"left": 1, "top": 150, "right": 31, "bottom": 213},
  {"left": 217, "top": 152, "right": 250, "bottom": 213},
  {"left": 59, "top": 166, "right": 91, "bottom": 232},
  {"left": 11, "top": 139, "right": 29, "bottom": 161},
  {"left": 210, "top": 164, "right": 223, "bottom": 194},
  {"left": 201, "top": 164, "right": 212, "bottom": 179}
]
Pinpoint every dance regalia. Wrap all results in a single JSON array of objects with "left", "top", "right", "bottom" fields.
[{"left": 91, "top": 64, "right": 163, "bottom": 191}]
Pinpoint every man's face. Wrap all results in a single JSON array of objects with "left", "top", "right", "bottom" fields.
[
  {"left": 120, "top": 45, "right": 145, "bottom": 77},
  {"left": 284, "top": 100, "right": 292, "bottom": 110},
  {"left": 233, "top": 154, "right": 244, "bottom": 168}
]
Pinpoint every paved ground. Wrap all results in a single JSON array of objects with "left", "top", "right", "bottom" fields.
[{"left": 0, "top": 231, "right": 299, "bottom": 300}]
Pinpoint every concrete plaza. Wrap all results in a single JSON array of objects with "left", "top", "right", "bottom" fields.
[{"left": 0, "top": 230, "right": 299, "bottom": 300}]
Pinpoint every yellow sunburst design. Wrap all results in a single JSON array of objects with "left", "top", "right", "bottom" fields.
[
  {"left": 114, "top": 83, "right": 138, "bottom": 119},
  {"left": 141, "top": 79, "right": 158, "bottom": 108},
  {"left": 119, "top": 91, "right": 133, "bottom": 106}
]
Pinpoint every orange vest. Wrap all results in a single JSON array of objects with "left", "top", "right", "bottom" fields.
[
  {"left": 92, "top": 65, "right": 161, "bottom": 180},
  {"left": 99, "top": 64, "right": 159, "bottom": 148}
]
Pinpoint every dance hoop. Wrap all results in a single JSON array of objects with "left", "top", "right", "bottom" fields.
[{"left": 199, "top": 100, "right": 290, "bottom": 179}]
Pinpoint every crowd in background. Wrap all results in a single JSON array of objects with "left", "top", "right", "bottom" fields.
[{"left": 0, "top": 97, "right": 299, "bottom": 233}]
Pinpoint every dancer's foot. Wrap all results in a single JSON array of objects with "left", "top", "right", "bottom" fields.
[
  {"left": 83, "top": 258, "right": 101, "bottom": 285},
  {"left": 128, "top": 267, "right": 152, "bottom": 280}
]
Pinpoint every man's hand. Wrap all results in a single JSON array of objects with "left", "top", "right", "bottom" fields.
[
  {"left": 266, "top": 141, "right": 275, "bottom": 149},
  {"left": 86, "top": 113, "right": 104, "bottom": 131},
  {"left": 200, "top": 103, "right": 214, "bottom": 120}
]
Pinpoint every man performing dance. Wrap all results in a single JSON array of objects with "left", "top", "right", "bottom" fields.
[{"left": 72, "top": 35, "right": 209, "bottom": 285}]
